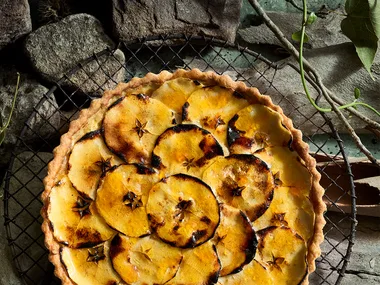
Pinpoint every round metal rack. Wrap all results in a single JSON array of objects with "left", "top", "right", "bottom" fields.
[{"left": 4, "top": 35, "right": 356, "bottom": 285}]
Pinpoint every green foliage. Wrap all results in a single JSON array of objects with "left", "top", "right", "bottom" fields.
[
  {"left": 341, "top": 0, "right": 380, "bottom": 78},
  {"left": 292, "top": 30, "right": 309, "bottom": 42},
  {"left": 0, "top": 73, "right": 20, "bottom": 146},
  {"left": 354, "top": 87, "right": 361, "bottom": 99}
]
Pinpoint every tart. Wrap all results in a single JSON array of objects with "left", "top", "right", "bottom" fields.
[{"left": 42, "top": 69, "right": 325, "bottom": 285}]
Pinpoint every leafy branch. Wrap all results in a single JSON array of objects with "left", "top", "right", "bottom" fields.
[
  {"left": 248, "top": 0, "right": 380, "bottom": 166},
  {"left": 0, "top": 73, "right": 20, "bottom": 146}
]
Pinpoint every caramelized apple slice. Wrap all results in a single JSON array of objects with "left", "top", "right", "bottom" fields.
[
  {"left": 68, "top": 130, "right": 122, "bottom": 199},
  {"left": 256, "top": 227, "right": 308, "bottom": 285},
  {"left": 146, "top": 174, "right": 220, "bottom": 248},
  {"left": 95, "top": 164, "right": 158, "bottom": 237},
  {"left": 48, "top": 176, "right": 114, "bottom": 248},
  {"left": 217, "top": 260, "right": 273, "bottom": 285},
  {"left": 252, "top": 186, "right": 315, "bottom": 242},
  {"left": 183, "top": 86, "right": 250, "bottom": 149},
  {"left": 202, "top": 155, "right": 275, "bottom": 221},
  {"left": 110, "top": 234, "right": 183, "bottom": 284},
  {"left": 152, "top": 124, "right": 223, "bottom": 178},
  {"left": 213, "top": 204, "right": 257, "bottom": 276},
  {"left": 103, "top": 94, "right": 175, "bottom": 164},
  {"left": 166, "top": 241, "right": 221, "bottom": 285},
  {"left": 151, "top": 78, "right": 202, "bottom": 114},
  {"left": 228, "top": 104, "right": 292, "bottom": 154},
  {"left": 61, "top": 241, "right": 122, "bottom": 284},
  {"left": 254, "top": 146, "right": 312, "bottom": 195}
]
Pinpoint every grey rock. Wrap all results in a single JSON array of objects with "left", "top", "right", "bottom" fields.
[
  {"left": 24, "top": 14, "right": 124, "bottom": 95},
  {"left": 186, "top": 43, "right": 380, "bottom": 134},
  {"left": 0, "top": 0, "right": 32, "bottom": 50},
  {"left": 4, "top": 151, "right": 53, "bottom": 283},
  {"left": 0, "top": 67, "right": 60, "bottom": 168},
  {"left": 66, "top": 49, "right": 126, "bottom": 96},
  {"left": 112, "top": 0, "right": 242, "bottom": 43},
  {"left": 238, "top": 9, "right": 349, "bottom": 49}
]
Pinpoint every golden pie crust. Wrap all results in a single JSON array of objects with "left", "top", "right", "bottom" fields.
[{"left": 42, "top": 69, "right": 326, "bottom": 285}]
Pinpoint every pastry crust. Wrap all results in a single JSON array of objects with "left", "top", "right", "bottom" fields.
[{"left": 42, "top": 69, "right": 325, "bottom": 285}]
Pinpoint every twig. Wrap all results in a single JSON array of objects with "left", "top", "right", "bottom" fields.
[{"left": 248, "top": 0, "right": 379, "bottom": 166}]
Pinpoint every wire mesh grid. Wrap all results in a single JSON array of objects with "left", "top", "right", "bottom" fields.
[{"left": 4, "top": 35, "right": 356, "bottom": 285}]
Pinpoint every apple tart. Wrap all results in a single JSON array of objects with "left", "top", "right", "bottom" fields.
[{"left": 42, "top": 69, "right": 325, "bottom": 285}]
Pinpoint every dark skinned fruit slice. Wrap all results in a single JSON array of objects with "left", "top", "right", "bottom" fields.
[
  {"left": 110, "top": 234, "right": 183, "bottom": 284},
  {"left": 202, "top": 155, "right": 275, "bottom": 221},
  {"left": 60, "top": 241, "right": 122, "bottom": 284},
  {"left": 228, "top": 104, "right": 292, "bottom": 154},
  {"left": 182, "top": 86, "right": 250, "bottom": 150},
  {"left": 151, "top": 78, "right": 203, "bottom": 114},
  {"left": 252, "top": 186, "right": 315, "bottom": 242},
  {"left": 256, "top": 226, "right": 308, "bottom": 285},
  {"left": 152, "top": 124, "right": 223, "bottom": 178},
  {"left": 103, "top": 94, "right": 176, "bottom": 164},
  {"left": 254, "top": 146, "right": 312, "bottom": 195},
  {"left": 48, "top": 176, "right": 114, "bottom": 248},
  {"left": 95, "top": 164, "right": 159, "bottom": 237},
  {"left": 166, "top": 241, "right": 221, "bottom": 285},
  {"left": 146, "top": 174, "right": 220, "bottom": 248},
  {"left": 68, "top": 130, "right": 122, "bottom": 200},
  {"left": 217, "top": 260, "right": 273, "bottom": 285},
  {"left": 213, "top": 204, "right": 257, "bottom": 276}
]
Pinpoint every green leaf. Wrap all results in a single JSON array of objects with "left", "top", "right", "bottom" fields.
[
  {"left": 368, "top": 0, "right": 380, "bottom": 38},
  {"left": 354, "top": 87, "right": 361, "bottom": 99},
  {"left": 306, "top": 12, "right": 317, "bottom": 25},
  {"left": 342, "top": 0, "right": 379, "bottom": 78},
  {"left": 292, "top": 31, "right": 309, "bottom": 43}
]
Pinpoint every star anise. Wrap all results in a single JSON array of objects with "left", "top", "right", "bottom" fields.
[
  {"left": 72, "top": 196, "right": 91, "bottom": 218},
  {"left": 87, "top": 244, "right": 105, "bottom": 263},
  {"left": 267, "top": 254, "right": 285, "bottom": 272},
  {"left": 95, "top": 157, "right": 112, "bottom": 177},
  {"left": 273, "top": 171, "right": 283, "bottom": 186},
  {"left": 271, "top": 213, "right": 288, "bottom": 226},
  {"left": 215, "top": 116, "right": 225, "bottom": 128},
  {"left": 182, "top": 157, "right": 196, "bottom": 171},
  {"left": 123, "top": 191, "right": 143, "bottom": 210},
  {"left": 132, "top": 119, "right": 150, "bottom": 139},
  {"left": 174, "top": 200, "right": 193, "bottom": 222},
  {"left": 231, "top": 185, "right": 246, "bottom": 197}
]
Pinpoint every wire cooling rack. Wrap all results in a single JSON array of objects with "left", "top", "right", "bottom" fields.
[{"left": 4, "top": 35, "right": 356, "bottom": 285}]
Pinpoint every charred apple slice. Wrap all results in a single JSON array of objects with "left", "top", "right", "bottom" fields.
[
  {"left": 254, "top": 146, "right": 312, "bottom": 195},
  {"left": 103, "top": 94, "right": 175, "bottom": 164},
  {"left": 256, "top": 226, "right": 308, "bottom": 285},
  {"left": 202, "top": 155, "right": 275, "bottom": 221},
  {"left": 146, "top": 174, "right": 220, "bottom": 248},
  {"left": 96, "top": 164, "right": 158, "bottom": 237},
  {"left": 48, "top": 176, "right": 114, "bottom": 248},
  {"left": 152, "top": 124, "right": 223, "bottom": 178},
  {"left": 110, "top": 234, "right": 182, "bottom": 284},
  {"left": 68, "top": 130, "right": 122, "bottom": 200},
  {"left": 217, "top": 260, "right": 273, "bottom": 285},
  {"left": 182, "top": 86, "right": 250, "bottom": 149},
  {"left": 213, "top": 204, "right": 257, "bottom": 276},
  {"left": 151, "top": 78, "right": 203, "bottom": 114},
  {"left": 61, "top": 241, "right": 122, "bottom": 284},
  {"left": 228, "top": 104, "right": 292, "bottom": 154},
  {"left": 252, "top": 186, "right": 315, "bottom": 242},
  {"left": 166, "top": 241, "right": 221, "bottom": 285}
]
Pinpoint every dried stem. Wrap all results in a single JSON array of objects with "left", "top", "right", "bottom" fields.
[{"left": 248, "top": 0, "right": 379, "bottom": 166}]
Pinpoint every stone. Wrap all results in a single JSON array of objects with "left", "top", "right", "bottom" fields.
[
  {"left": 24, "top": 14, "right": 124, "bottom": 95},
  {"left": 186, "top": 43, "right": 380, "bottom": 135},
  {"left": 112, "top": 0, "right": 242, "bottom": 43},
  {"left": 3, "top": 151, "right": 53, "bottom": 282},
  {"left": 0, "top": 66, "right": 60, "bottom": 168},
  {"left": 237, "top": 8, "right": 349, "bottom": 49},
  {"left": 66, "top": 49, "right": 126, "bottom": 96},
  {"left": 0, "top": 0, "right": 32, "bottom": 50}
]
